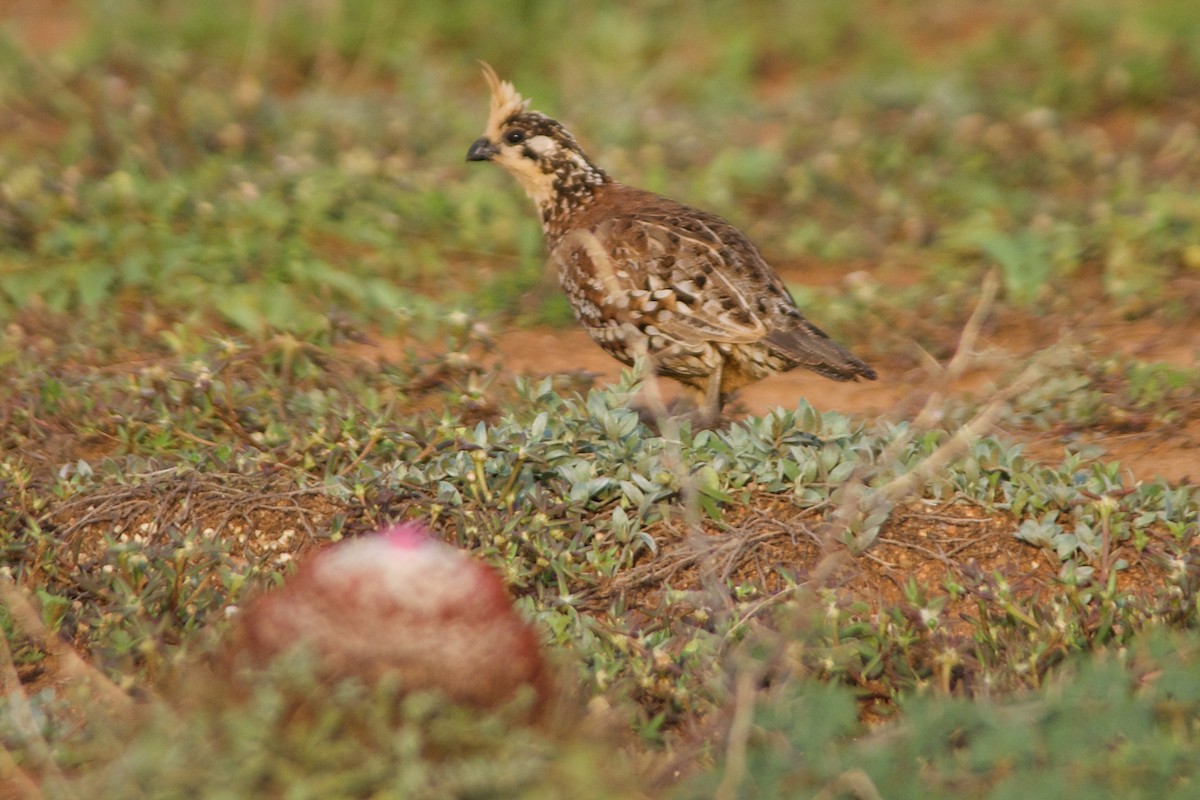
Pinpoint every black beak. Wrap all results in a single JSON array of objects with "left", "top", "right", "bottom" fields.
[{"left": 466, "top": 137, "right": 498, "bottom": 162}]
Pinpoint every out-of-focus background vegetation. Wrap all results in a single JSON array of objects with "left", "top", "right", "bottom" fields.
[
  {"left": 4, "top": 0, "right": 1200, "bottom": 333},
  {"left": 2, "top": 1, "right": 1200, "bottom": 797}
]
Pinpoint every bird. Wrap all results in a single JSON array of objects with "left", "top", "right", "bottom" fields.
[
  {"left": 227, "top": 522, "right": 549, "bottom": 713},
  {"left": 466, "top": 63, "right": 876, "bottom": 426}
]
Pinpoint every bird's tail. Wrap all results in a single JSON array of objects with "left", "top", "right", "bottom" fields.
[{"left": 766, "top": 320, "right": 877, "bottom": 381}]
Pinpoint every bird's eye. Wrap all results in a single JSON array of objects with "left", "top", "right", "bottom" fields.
[{"left": 504, "top": 129, "right": 526, "bottom": 145}]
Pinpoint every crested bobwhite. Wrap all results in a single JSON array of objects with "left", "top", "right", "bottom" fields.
[{"left": 467, "top": 64, "right": 876, "bottom": 424}]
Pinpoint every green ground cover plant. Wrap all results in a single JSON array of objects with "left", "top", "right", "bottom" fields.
[{"left": 2, "top": 1, "right": 1199, "bottom": 796}]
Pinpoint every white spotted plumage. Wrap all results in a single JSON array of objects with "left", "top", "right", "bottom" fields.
[{"left": 468, "top": 63, "right": 876, "bottom": 424}]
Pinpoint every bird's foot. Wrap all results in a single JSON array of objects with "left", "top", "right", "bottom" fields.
[{"left": 630, "top": 395, "right": 724, "bottom": 432}]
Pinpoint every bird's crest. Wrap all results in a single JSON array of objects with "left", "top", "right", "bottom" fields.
[{"left": 480, "top": 61, "right": 529, "bottom": 139}]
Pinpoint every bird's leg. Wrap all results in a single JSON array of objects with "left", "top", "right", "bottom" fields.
[{"left": 698, "top": 358, "right": 725, "bottom": 428}]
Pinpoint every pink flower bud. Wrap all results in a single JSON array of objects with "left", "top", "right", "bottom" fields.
[{"left": 230, "top": 522, "right": 548, "bottom": 712}]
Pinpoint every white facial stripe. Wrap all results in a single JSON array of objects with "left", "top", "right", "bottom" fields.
[{"left": 525, "top": 135, "right": 558, "bottom": 156}]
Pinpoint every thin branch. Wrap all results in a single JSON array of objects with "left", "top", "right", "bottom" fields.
[
  {"left": 910, "top": 268, "right": 1001, "bottom": 431},
  {"left": 0, "top": 577, "right": 134, "bottom": 716},
  {"left": 338, "top": 429, "right": 383, "bottom": 477},
  {"left": 0, "top": 743, "right": 45, "bottom": 800},
  {"left": 812, "top": 769, "right": 884, "bottom": 800},
  {"left": 877, "top": 348, "right": 1055, "bottom": 505},
  {"left": 211, "top": 381, "right": 271, "bottom": 454},
  {"left": 0, "top": 618, "right": 73, "bottom": 799},
  {"left": 877, "top": 269, "right": 1000, "bottom": 477},
  {"left": 714, "top": 670, "right": 756, "bottom": 800}
]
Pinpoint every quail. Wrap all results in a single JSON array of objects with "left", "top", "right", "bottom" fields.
[{"left": 467, "top": 63, "right": 876, "bottom": 425}]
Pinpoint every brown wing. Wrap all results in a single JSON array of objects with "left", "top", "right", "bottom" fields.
[
  {"left": 556, "top": 186, "right": 876, "bottom": 381},
  {"left": 552, "top": 216, "right": 766, "bottom": 344}
]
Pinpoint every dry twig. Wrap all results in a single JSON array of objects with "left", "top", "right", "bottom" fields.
[{"left": 0, "top": 577, "right": 133, "bottom": 716}]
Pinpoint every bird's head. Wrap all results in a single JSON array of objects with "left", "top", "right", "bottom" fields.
[{"left": 467, "top": 62, "right": 608, "bottom": 212}]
